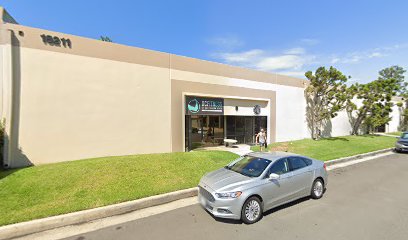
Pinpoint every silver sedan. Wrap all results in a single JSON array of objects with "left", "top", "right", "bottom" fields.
[{"left": 198, "top": 151, "right": 328, "bottom": 224}]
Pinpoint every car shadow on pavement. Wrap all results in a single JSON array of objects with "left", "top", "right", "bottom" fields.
[
  {"left": 212, "top": 216, "right": 242, "bottom": 224},
  {"left": 394, "top": 149, "right": 408, "bottom": 154},
  {"left": 205, "top": 209, "right": 242, "bottom": 224},
  {"left": 263, "top": 196, "right": 311, "bottom": 217},
  {"left": 209, "top": 196, "right": 313, "bottom": 225}
]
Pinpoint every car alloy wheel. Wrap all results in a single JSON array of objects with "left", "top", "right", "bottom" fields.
[
  {"left": 311, "top": 179, "right": 324, "bottom": 199},
  {"left": 241, "top": 196, "right": 262, "bottom": 224}
]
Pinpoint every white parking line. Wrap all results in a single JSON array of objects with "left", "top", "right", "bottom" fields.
[{"left": 14, "top": 151, "right": 396, "bottom": 240}]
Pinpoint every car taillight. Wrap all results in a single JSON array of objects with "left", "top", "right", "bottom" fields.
[{"left": 323, "top": 163, "right": 327, "bottom": 170}]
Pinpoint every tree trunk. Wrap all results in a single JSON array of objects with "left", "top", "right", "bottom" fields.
[
  {"left": 310, "top": 116, "right": 316, "bottom": 140},
  {"left": 351, "top": 110, "right": 367, "bottom": 135}
]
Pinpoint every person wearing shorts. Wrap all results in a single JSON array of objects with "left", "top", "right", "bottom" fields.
[{"left": 256, "top": 128, "right": 267, "bottom": 152}]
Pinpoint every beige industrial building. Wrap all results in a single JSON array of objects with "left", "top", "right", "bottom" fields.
[
  {"left": 0, "top": 7, "right": 401, "bottom": 168},
  {"left": 0, "top": 7, "right": 310, "bottom": 168}
]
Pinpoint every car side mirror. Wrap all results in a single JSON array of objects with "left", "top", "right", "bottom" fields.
[{"left": 269, "top": 173, "right": 280, "bottom": 180}]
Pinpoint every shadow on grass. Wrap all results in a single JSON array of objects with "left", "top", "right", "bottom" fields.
[
  {"left": 0, "top": 164, "right": 32, "bottom": 180},
  {"left": 323, "top": 134, "right": 385, "bottom": 141},
  {"left": 323, "top": 137, "right": 349, "bottom": 142},
  {"left": 359, "top": 135, "right": 378, "bottom": 138},
  {"left": 353, "top": 134, "right": 388, "bottom": 138},
  {"left": 0, "top": 168, "right": 20, "bottom": 180}
]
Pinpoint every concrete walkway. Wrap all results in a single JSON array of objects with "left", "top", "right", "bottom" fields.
[
  {"left": 195, "top": 144, "right": 253, "bottom": 156},
  {"left": 374, "top": 132, "right": 400, "bottom": 138}
]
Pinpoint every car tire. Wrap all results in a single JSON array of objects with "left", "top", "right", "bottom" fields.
[
  {"left": 241, "top": 196, "right": 263, "bottom": 224},
  {"left": 311, "top": 178, "right": 324, "bottom": 199},
  {"left": 395, "top": 148, "right": 401, "bottom": 153}
]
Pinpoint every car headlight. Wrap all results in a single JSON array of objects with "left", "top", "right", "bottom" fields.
[
  {"left": 215, "top": 191, "right": 242, "bottom": 199},
  {"left": 396, "top": 142, "right": 404, "bottom": 147}
]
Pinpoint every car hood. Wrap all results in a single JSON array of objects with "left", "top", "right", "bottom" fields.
[{"left": 200, "top": 168, "right": 254, "bottom": 192}]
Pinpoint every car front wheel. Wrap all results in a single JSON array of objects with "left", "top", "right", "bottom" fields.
[
  {"left": 241, "top": 196, "right": 263, "bottom": 224},
  {"left": 311, "top": 178, "right": 324, "bottom": 199}
]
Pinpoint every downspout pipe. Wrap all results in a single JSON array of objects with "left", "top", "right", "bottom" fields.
[{"left": 4, "top": 29, "right": 14, "bottom": 169}]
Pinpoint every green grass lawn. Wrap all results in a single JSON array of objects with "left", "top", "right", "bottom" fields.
[
  {"left": 0, "top": 134, "right": 397, "bottom": 226},
  {"left": 251, "top": 135, "right": 396, "bottom": 161},
  {"left": 0, "top": 151, "right": 237, "bottom": 226}
]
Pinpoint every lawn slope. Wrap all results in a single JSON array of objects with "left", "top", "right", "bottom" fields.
[
  {"left": 251, "top": 135, "right": 396, "bottom": 161},
  {"left": 0, "top": 151, "right": 237, "bottom": 226}
]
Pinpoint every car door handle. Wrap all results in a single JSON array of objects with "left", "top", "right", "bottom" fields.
[{"left": 284, "top": 173, "right": 293, "bottom": 179}]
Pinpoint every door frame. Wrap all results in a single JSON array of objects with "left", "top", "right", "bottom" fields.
[{"left": 181, "top": 92, "right": 271, "bottom": 151}]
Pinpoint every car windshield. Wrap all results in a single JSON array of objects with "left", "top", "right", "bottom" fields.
[
  {"left": 226, "top": 156, "right": 271, "bottom": 177},
  {"left": 401, "top": 133, "right": 408, "bottom": 139}
]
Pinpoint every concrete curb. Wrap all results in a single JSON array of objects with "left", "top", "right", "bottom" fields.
[
  {"left": 0, "top": 147, "right": 396, "bottom": 239},
  {"left": 0, "top": 187, "right": 198, "bottom": 240},
  {"left": 325, "top": 148, "right": 394, "bottom": 166}
]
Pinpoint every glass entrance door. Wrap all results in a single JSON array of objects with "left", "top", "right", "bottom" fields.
[
  {"left": 226, "top": 116, "right": 267, "bottom": 144},
  {"left": 245, "top": 117, "right": 255, "bottom": 144}
]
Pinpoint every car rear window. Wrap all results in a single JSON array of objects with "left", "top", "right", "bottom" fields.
[
  {"left": 289, "top": 157, "right": 308, "bottom": 171},
  {"left": 302, "top": 158, "right": 313, "bottom": 166}
]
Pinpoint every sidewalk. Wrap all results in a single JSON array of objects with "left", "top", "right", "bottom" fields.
[
  {"left": 196, "top": 144, "right": 252, "bottom": 156},
  {"left": 374, "top": 132, "right": 400, "bottom": 138}
]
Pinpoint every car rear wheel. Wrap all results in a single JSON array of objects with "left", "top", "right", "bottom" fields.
[
  {"left": 241, "top": 196, "right": 263, "bottom": 224},
  {"left": 311, "top": 178, "right": 324, "bottom": 199}
]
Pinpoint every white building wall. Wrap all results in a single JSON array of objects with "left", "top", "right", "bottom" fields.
[
  {"left": 224, "top": 98, "right": 269, "bottom": 116},
  {"left": 275, "top": 86, "right": 309, "bottom": 142},
  {"left": 316, "top": 98, "right": 402, "bottom": 137},
  {"left": 387, "top": 104, "right": 402, "bottom": 133},
  {"left": 329, "top": 110, "right": 353, "bottom": 137},
  {"left": 278, "top": 93, "right": 404, "bottom": 141}
]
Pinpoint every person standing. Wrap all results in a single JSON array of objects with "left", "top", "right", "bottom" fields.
[
  {"left": 205, "top": 126, "right": 213, "bottom": 143},
  {"left": 256, "top": 128, "right": 267, "bottom": 152}
]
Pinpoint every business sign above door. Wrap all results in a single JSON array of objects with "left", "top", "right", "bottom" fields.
[{"left": 185, "top": 96, "right": 224, "bottom": 115}]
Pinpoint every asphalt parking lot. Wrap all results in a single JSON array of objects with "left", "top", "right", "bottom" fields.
[{"left": 65, "top": 153, "right": 408, "bottom": 240}]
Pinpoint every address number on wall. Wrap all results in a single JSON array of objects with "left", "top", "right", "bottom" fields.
[{"left": 40, "top": 34, "right": 72, "bottom": 48}]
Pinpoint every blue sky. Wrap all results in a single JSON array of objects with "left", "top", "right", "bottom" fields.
[{"left": 2, "top": 0, "right": 408, "bottom": 83}]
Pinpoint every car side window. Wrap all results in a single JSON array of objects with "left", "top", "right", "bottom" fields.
[
  {"left": 288, "top": 157, "right": 307, "bottom": 171},
  {"left": 302, "top": 157, "right": 313, "bottom": 166},
  {"left": 268, "top": 158, "right": 289, "bottom": 175}
]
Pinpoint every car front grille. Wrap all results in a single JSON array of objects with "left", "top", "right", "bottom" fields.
[{"left": 199, "top": 186, "right": 215, "bottom": 202}]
